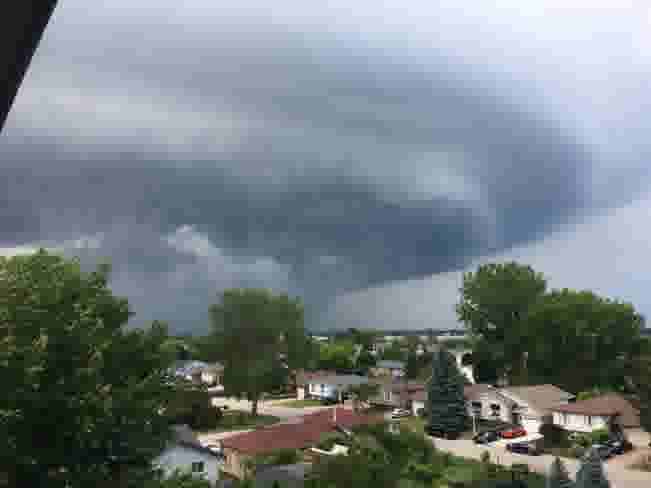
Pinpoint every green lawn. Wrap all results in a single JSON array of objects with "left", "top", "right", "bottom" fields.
[
  {"left": 277, "top": 399, "right": 324, "bottom": 408},
  {"left": 400, "top": 415, "right": 426, "bottom": 433},
  {"left": 197, "top": 410, "right": 280, "bottom": 434}
]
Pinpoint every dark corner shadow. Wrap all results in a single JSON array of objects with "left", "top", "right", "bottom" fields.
[{"left": 0, "top": 0, "right": 58, "bottom": 133}]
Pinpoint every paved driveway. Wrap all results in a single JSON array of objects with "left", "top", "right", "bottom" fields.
[{"left": 429, "top": 436, "right": 651, "bottom": 488}]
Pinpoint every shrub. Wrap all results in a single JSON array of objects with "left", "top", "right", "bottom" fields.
[
  {"left": 480, "top": 451, "right": 491, "bottom": 465},
  {"left": 588, "top": 428, "right": 610, "bottom": 445},
  {"left": 270, "top": 449, "right": 300, "bottom": 465},
  {"left": 539, "top": 423, "right": 569, "bottom": 447}
]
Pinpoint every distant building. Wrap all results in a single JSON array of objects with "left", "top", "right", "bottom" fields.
[{"left": 153, "top": 425, "right": 222, "bottom": 486}]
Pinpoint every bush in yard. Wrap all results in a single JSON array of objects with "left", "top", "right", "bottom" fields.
[
  {"left": 539, "top": 424, "right": 569, "bottom": 448},
  {"left": 426, "top": 347, "right": 469, "bottom": 439},
  {"left": 575, "top": 447, "right": 611, "bottom": 488},
  {"left": 546, "top": 457, "right": 573, "bottom": 488},
  {"left": 588, "top": 428, "right": 610, "bottom": 445}
]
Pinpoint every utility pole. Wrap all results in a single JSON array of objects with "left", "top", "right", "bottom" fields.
[{"left": 0, "top": 1, "right": 59, "bottom": 133}]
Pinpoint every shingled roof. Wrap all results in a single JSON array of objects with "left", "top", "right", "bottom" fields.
[
  {"left": 501, "top": 384, "right": 575, "bottom": 414},
  {"left": 221, "top": 408, "right": 382, "bottom": 456},
  {"left": 552, "top": 394, "right": 640, "bottom": 428}
]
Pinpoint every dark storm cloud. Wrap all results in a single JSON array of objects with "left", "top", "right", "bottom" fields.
[{"left": 0, "top": 3, "right": 600, "bottom": 331}]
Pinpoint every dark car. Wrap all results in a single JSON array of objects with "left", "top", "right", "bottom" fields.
[
  {"left": 506, "top": 442, "right": 542, "bottom": 456},
  {"left": 606, "top": 439, "right": 632, "bottom": 455},
  {"left": 589, "top": 444, "right": 614, "bottom": 460},
  {"left": 424, "top": 426, "right": 460, "bottom": 439},
  {"left": 473, "top": 431, "right": 500, "bottom": 444},
  {"left": 320, "top": 396, "right": 338, "bottom": 405}
]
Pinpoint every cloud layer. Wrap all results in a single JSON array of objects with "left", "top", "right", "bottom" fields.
[{"left": 1, "top": 1, "right": 649, "bottom": 332}]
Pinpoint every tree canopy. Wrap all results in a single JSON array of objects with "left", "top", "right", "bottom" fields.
[
  {"left": 0, "top": 250, "right": 174, "bottom": 488},
  {"left": 427, "top": 347, "right": 468, "bottom": 438},
  {"left": 209, "top": 288, "right": 308, "bottom": 416},
  {"left": 457, "top": 262, "right": 547, "bottom": 385},
  {"left": 458, "top": 261, "right": 644, "bottom": 392}
]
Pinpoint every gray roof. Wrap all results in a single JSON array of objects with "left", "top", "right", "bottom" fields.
[
  {"left": 306, "top": 374, "right": 369, "bottom": 388},
  {"left": 501, "top": 384, "right": 575, "bottom": 414},
  {"left": 255, "top": 463, "right": 311, "bottom": 488},
  {"left": 170, "top": 360, "right": 211, "bottom": 376},
  {"left": 170, "top": 424, "right": 220, "bottom": 457},
  {"left": 376, "top": 360, "right": 405, "bottom": 370},
  {"left": 221, "top": 463, "right": 310, "bottom": 488}
]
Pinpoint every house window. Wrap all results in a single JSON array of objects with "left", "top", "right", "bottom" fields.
[
  {"left": 562, "top": 413, "right": 568, "bottom": 424},
  {"left": 191, "top": 462, "right": 205, "bottom": 473},
  {"left": 490, "top": 404, "right": 501, "bottom": 417},
  {"left": 384, "top": 390, "right": 392, "bottom": 402},
  {"left": 587, "top": 416, "right": 592, "bottom": 426}
]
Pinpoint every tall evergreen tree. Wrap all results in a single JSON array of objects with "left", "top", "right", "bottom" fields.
[
  {"left": 575, "top": 448, "right": 610, "bottom": 488},
  {"left": 426, "top": 346, "right": 468, "bottom": 438},
  {"left": 546, "top": 457, "right": 573, "bottom": 488}
]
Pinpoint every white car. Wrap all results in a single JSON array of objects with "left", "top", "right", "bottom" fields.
[{"left": 390, "top": 408, "right": 412, "bottom": 419}]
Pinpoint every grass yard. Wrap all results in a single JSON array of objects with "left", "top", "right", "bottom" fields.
[
  {"left": 400, "top": 415, "right": 427, "bottom": 433},
  {"left": 196, "top": 410, "right": 280, "bottom": 434},
  {"left": 277, "top": 399, "right": 324, "bottom": 408}
]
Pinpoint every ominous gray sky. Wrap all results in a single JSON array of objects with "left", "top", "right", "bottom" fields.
[{"left": 1, "top": 1, "right": 650, "bottom": 333}]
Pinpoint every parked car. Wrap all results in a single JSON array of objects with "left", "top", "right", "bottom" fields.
[
  {"left": 424, "top": 426, "right": 460, "bottom": 439},
  {"left": 500, "top": 427, "right": 527, "bottom": 439},
  {"left": 473, "top": 430, "right": 500, "bottom": 444},
  {"left": 506, "top": 442, "right": 542, "bottom": 456},
  {"left": 390, "top": 408, "right": 412, "bottom": 419},
  {"left": 320, "top": 396, "right": 338, "bottom": 405},
  {"left": 589, "top": 444, "right": 614, "bottom": 460},
  {"left": 606, "top": 439, "right": 633, "bottom": 455}
]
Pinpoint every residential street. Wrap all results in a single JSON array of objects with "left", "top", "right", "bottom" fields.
[{"left": 429, "top": 436, "right": 651, "bottom": 488}]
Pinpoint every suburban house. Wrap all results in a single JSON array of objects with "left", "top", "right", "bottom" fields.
[
  {"left": 463, "top": 384, "right": 575, "bottom": 434},
  {"left": 170, "top": 360, "right": 211, "bottom": 383},
  {"left": 370, "top": 360, "right": 406, "bottom": 378},
  {"left": 297, "top": 371, "right": 369, "bottom": 401},
  {"left": 551, "top": 393, "right": 640, "bottom": 433},
  {"left": 219, "top": 408, "right": 382, "bottom": 479},
  {"left": 153, "top": 424, "right": 222, "bottom": 486},
  {"left": 370, "top": 378, "right": 426, "bottom": 412},
  {"left": 200, "top": 362, "right": 224, "bottom": 387}
]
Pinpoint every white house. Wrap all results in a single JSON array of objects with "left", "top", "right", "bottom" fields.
[
  {"left": 298, "top": 372, "right": 370, "bottom": 401},
  {"left": 153, "top": 425, "right": 222, "bottom": 486},
  {"left": 371, "top": 360, "right": 406, "bottom": 378},
  {"left": 551, "top": 394, "right": 640, "bottom": 433},
  {"left": 200, "top": 362, "right": 224, "bottom": 387},
  {"left": 463, "top": 384, "right": 575, "bottom": 434}
]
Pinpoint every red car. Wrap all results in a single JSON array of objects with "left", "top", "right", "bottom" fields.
[{"left": 500, "top": 427, "right": 527, "bottom": 439}]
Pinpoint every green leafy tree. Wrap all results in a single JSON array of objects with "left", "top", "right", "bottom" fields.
[
  {"left": 526, "top": 289, "right": 644, "bottom": 393},
  {"left": 164, "top": 382, "right": 222, "bottom": 430},
  {"left": 317, "top": 341, "right": 355, "bottom": 371},
  {"left": 575, "top": 448, "right": 610, "bottom": 488},
  {"left": 355, "top": 349, "right": 377, "bottom": 373},
  {"left": 457, "top": 262, "right": 547, "bottom": 385},
  {"left": 426, "top": 347, "right": 468, "bottom": 438},
  {"left": 144, "top": 469, "right": 212, "bottom": 488},
  {"left": 0, "top": 250, "right": 174, "bottom": 488},
  {"left": 380, "top": 342, "right": 405, "bottom": 361},
  {"left": 349, "top": 382, "right": 380, "bottom": 411},
  {"left": 209, "top": 289, "right": 308, "bottom": 416},
  {"left": 404, "top": 351, "right": 420, "bottom": 379},
  {"left": 546, "top": 457, "right": 573, "bottom": 488}
]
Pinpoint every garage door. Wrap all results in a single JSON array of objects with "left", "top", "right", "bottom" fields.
[{"left": 521, "top": 418, "right": 541, "bottom": 434}]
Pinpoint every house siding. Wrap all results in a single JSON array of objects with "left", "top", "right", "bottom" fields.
[
  {"left": 553, "top": 412, "right": 610, "bottom": 433},
  {"left": 153, "top": 445, "right": 220, "bottom": 486}
]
